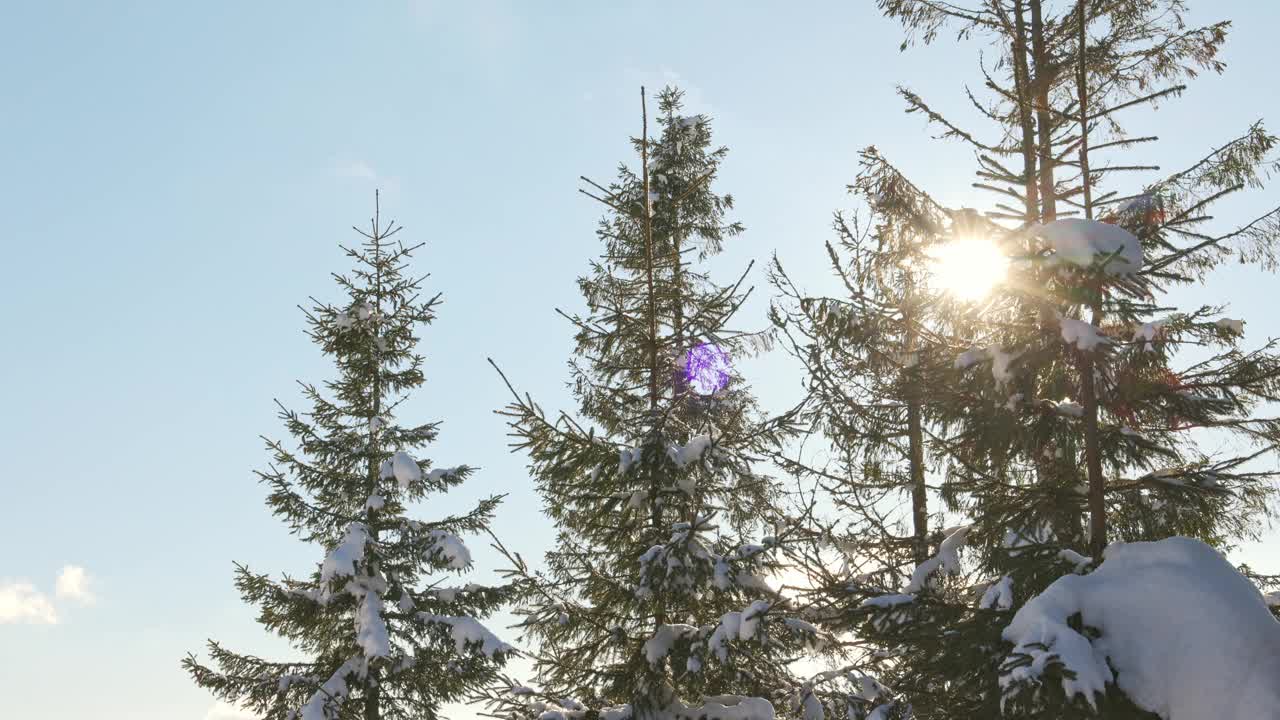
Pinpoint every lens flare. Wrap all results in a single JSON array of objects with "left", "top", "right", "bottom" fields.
[
  {"left": 683, "top": 343, "right": 731, "bottom": 396},
  {"left": 928, "top": 236, "right": 1008, "bottom": 301}
]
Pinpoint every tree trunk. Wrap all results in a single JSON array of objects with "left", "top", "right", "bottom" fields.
[
  {"left": 907, "top": 401, "right": 928, "bottom": 563},
  {"left": 366, "top": 196, "right": 385, "bottom": 720},
  {"left": 1012, "top": 0, "right": 1041, "bottom": 225},
  {"left": 1080, "top": 340, "right": 1106, "bottom": 557},
  {"left": 1029, "top": 0, "right": 1057, "bottom": 222},
  {"left": 903, "top": 285, "right": 928, "bottom": 564},
  {"left": 639, "top": 87, "right": 668, "bottom": 628},
  {"left": 364, "top": 676, "right": 381, "bottom": 720},
  {"left": 1074, "top": 0, "right": 1107, "bottom": 557}
]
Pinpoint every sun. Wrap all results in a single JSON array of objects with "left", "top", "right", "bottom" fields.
[{"left": 927, "top": 236, "right": 1008, "bottom": 301}]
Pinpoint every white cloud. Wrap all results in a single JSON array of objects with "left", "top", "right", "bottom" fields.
[
  {"left": 0, "top": 565, "right": 96, "bottom": 624},
  {"left": 204, "top": 701, "right": 261, "bottom": 720},
  {"left": 55, "top": 565, "right": 94, "bottom": 605},
  {"left": 0, "top": 580, "right": 58, "bottom": 625}
]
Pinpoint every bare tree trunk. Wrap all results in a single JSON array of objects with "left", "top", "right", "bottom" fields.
[
  {"left": 1012, "top": 0, "right": 1041, "bottom": 225},
  {"left": 1029, "top": 0, "right": 1057, "bottom": 221},
  {"left": 641, "top": 89, "right": 659, "bottom": 415},
  {"left": 1080, "top": 339, "right": 1106, "bottom": 557},
  {"left": 903, "top": 285, "right": 928, "bottom": 564},
  {"left": 1074, "top": 0, "right": 1107, "bottom": 558},
  {"left": 906, "top": 400, "right": 928, "bottom": 563}
]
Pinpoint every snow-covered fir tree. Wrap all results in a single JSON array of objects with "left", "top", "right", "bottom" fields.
[
  {"left": 478, "top": 87, "right": 902, "bottom": 720},
  {"left": 184, "top": 197, "right": 513, "bottom": 720},
  {"left": 788, "top": 2, "right": 1280, "bottom": 719}
]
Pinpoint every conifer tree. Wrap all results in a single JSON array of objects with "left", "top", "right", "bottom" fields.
[
  {"left": 184, "top": 197, "right": 513, "bottom": 720},
  {"left": 770, "top": 147, "right": 968, "bottom": 574},
  {"left": 878, "top": 0, "right": 1275, "bottom": 552},
  {"left": 479, "top": 87, "right": 899, "bottom": 720},
  {"left": 788, "top": 2, "right": 1280, "bottom": 718}
]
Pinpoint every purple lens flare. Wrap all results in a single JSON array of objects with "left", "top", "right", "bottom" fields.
[{"left": 683, "top": 343, "right": 731, "bottom": 395}]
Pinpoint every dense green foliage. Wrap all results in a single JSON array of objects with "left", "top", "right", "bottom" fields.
[
  {"left": 183, "top": 6, "right": 1279, "bottom": 720},
  {"left": 780, "top": 2, "right": 1280, "bottom": 719},
  {"left": 184, "top": 202, "right": 511, "bottom": 720},
  {"left": 477, "top": 87, "right": 907, "bottom": 720}
]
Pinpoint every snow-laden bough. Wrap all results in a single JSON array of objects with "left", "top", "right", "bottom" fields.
[{"left": 999, "top": 536, "right": 1280, "bottom": 720}]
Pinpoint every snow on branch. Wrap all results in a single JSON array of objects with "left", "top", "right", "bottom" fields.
[
  {"left": 954, "top": 346, "right": 1020, "bottom": 385},
  {"left": 319, "top": 523, "right": 368, "bottom": 599},
  {"left": 1058, "top": 315, "right": 1110, "bottom": 352},
  {"left": 425, "top": 530, "right": 472, "bottom": 570},
  {"left": 677, "top": 696, "right": 775, "bottom": 720},
  {"left": 999, "top": 537, "right": 1280, "bottom": 719},
  {"left": 297, "top": 656, "right": 365, "bottom": 720},
  {"left": 708, "top": 600, "right": 773, "bottom": 661},
  {"left": 904, "top": 525, "right": 970, "bottom": 593},
  {"left": 418, "top": 613, "right": 515, "bottom": 658},
  {"left": 1034, "top": 219, "right": 1143, "bottom": 275},
  {"left": 391, "top": 451, "right": 422, "bottom": 490},
  {"left": 354, "top": 592, "right": 390, "bottom": 659}
]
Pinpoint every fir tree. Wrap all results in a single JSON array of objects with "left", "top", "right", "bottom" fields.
[
  {"left": 770, "top": 146, "right": 970, "bottom": 574},
  {"left": 184, "top": 197, "right": 513, "bottom": 720},
  {"left": 789, "top": 2, "right": 1280, "bottom": 718},
  {"left": 769, "top": 149, "right": 1000, "bottom": 720},
  {"left": 877, "top": 0, "right": 1273, "bottom": 552},
  {"left": 477, "top": 88, "right": 888, "bottom": 720}
]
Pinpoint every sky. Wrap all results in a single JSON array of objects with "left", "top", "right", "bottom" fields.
[{"left": 1, "top": 2, "right": 1278, "bottom": 718}]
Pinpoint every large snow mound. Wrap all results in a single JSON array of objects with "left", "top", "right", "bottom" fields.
[
  {"left": 1036, "top": 218, "right": 1142, "bottom": 275},
  {"left": 1000, "top": 536, "right": 1280, "bottom": 720}
]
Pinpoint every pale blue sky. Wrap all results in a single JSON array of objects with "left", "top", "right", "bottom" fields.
[{"left": 1, "top": 2, "right": 1277, "bottom": 719}]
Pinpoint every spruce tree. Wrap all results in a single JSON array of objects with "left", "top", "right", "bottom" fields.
[
  {"left": 769, "top": 148, "right": 998, "bottom": 720},
  {"left": 877, "top": 0, "right": 1273, "bottom": 552},
  {"left": 184, "top": 197, "right": 513, "bottom": 720},
  {"left": 770, "top": 146, "right": 972, "bottom": 576},
  {"left": 790, "top": 2, "right": 1280, "bottom": 718},
  {"left": 478, "top": 87, "right": 889, "bottom": 720}
]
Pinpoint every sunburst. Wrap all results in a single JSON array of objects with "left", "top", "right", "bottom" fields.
[{"left": 927, "top": 236, "right": 1008, "bottom": 301}]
